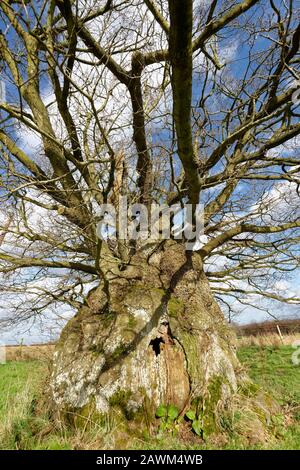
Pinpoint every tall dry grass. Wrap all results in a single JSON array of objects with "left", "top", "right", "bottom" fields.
[
  {"left": 4, "top": 332, "right": 300, "bottom": 362},
  {"left": 0, "top": 380, "right": 34, "bottom": 448},
  {"left": 5, "top": 344, "right": 55, "bottom": 362},
  {"left": 238, "top": 333, "right": 300, "bottom": 348}
]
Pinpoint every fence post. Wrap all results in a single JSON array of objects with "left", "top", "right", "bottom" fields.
[{"left": 276, "top": 325, "right": 284, "bottom": 344}]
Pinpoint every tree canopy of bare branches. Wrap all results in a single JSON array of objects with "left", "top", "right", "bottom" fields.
[{"left": 0, "top": 0, "right": 300, "bottom": 326}]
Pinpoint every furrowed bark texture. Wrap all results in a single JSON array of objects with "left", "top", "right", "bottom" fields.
[{"left": 50, "top": 241, "right": 241, "bottom": 429}]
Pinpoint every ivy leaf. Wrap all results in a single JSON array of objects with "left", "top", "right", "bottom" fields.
[
  {"left": 192, "top": 419, "right": 202, "bottom": 436},
  {"left": 186, "top": 410, "right": 196, "bottom": 421},
  {"left": 156, "top": 404, "right": 167, "bottom": 418},
  {"left": 167, "top": 405, "right": 179, "bottom": 421}
]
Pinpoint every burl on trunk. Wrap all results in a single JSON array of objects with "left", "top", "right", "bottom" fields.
[{"left": 50, "top": 241, "right": 242, "bottom": 431}]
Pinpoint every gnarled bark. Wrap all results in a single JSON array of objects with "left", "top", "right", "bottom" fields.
[{"left": 50, "top": 241, "right": 242, "bottom": 430}]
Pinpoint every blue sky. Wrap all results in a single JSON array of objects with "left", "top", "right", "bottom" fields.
[{"left": 0, "top": 1, "right": 300, "bottom": 344}]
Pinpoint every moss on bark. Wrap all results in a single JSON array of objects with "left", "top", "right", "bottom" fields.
[{"left": 49, "top": 241, "right": 273, "bottom": 439}]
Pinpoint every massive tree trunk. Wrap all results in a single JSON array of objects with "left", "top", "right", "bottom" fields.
[{"left": 50, "top": 241, "right": 242, "bottom": 432}]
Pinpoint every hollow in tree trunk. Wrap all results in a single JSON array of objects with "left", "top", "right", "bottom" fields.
[{"left": 50, "top": 241, "right": 244, "bottom": 432}]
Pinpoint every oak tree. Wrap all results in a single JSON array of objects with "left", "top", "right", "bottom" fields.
[{"left": 0, "top": 0, "right": 300, "bottom": 429}]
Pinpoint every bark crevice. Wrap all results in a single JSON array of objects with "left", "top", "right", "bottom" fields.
[{"left": 50, "top": 241, "right": 242, "bottom": 431}]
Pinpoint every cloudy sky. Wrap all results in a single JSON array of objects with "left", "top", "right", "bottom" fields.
[{"left": 0, "top": 1, "right": 300, "bottom": 344}]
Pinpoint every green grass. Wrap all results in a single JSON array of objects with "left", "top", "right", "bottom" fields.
[
  {"left": 0, "top": 346, "right": 299, "bottom": 449},
  {"left": 239, "top": 346, "right": 300, "bottom": 449},
  {"left": 0, "top": 361, "right": 44, "bottom": 417},
  {"left": 237, "top": 345, "right": 300, "bottom": 406}
]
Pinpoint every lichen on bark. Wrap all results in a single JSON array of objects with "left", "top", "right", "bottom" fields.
[{"left": 49, "top": 241, "right": 251, "bottom": 434}]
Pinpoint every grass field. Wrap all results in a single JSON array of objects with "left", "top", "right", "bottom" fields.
[
  {"left": 0, "top": 361, "right": 45, "bottom": 422},
  {"left": 0, "top": 344, "right": 299, "bottom": 450}
]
